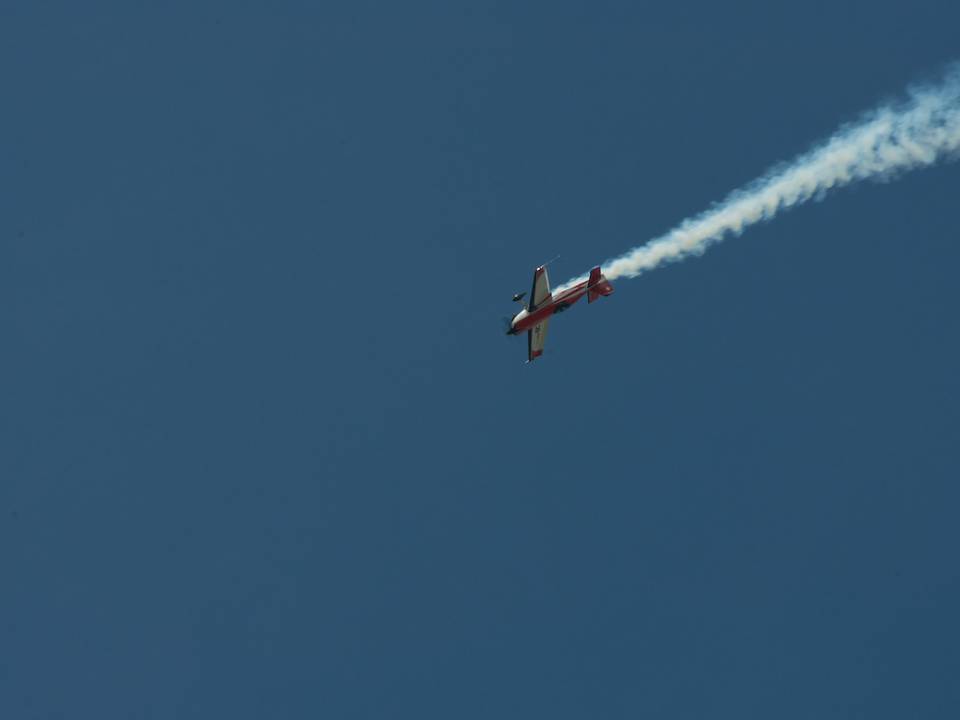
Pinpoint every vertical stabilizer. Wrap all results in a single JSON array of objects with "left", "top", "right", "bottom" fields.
[{"left": 587, "top": 266, "right": 614, "bottom": 303}]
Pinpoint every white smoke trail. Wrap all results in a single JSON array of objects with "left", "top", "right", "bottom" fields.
[{"left": 561, "top": 66, "right": 960, "bottom": 289}]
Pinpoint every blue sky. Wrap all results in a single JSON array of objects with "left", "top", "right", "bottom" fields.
[{"left": 3, "top": 1, "right": 960, "bottom": 718}]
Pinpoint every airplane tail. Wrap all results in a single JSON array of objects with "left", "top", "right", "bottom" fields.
[{"left": 587, "top": 266, "right": 614, "bottom": 303}]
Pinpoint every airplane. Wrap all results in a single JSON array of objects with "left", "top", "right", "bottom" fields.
[{"left": 506, "top": 264, "right": 614, "bottom": 361}]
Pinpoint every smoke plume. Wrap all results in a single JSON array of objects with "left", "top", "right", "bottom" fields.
[{"left": 561, "top": 66, "right": 960, "bottom": 288}]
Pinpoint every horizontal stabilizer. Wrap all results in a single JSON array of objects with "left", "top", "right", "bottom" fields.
[{"left": 587, "top": 266, "right": 614, "bottom": 303}]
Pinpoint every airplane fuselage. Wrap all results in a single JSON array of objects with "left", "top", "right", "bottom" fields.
[{"left": 507, "top": 280, "right": 591, "bottom": 335}]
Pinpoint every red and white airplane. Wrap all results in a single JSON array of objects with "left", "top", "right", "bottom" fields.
[{"left": 506, "top": 264, "right": 614, "bottom": 361}]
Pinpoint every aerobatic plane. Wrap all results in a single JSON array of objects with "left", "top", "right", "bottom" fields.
[{"left": 506, "top": 264, "right": 614, "bottom": 362}]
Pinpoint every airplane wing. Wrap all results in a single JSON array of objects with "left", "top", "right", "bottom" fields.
[
  {"left": 527, "top": 318, "right": 549, "bottom": 361},
  {"left": 529, "top": 266, "right": 552, "bottom": 311}
]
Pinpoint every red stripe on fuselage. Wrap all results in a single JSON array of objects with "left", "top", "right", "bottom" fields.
[{"left": 512, "top": 281, "right": 590, "bottom": 333}]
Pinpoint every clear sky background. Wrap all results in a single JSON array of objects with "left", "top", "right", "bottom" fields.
[{"left": 3, "top": 1, "right": 960, "bottom": 718}]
